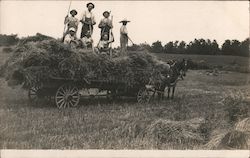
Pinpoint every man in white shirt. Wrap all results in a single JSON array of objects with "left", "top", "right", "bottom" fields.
[
  {"left": 120, "top": 18, "right": 130, "bottom": 55},
  {"left": 64, "top": 28, "right": 77, "bottom": 47},
  {"left": 80, "top": 2, "right": 96, "bottom": 38}
]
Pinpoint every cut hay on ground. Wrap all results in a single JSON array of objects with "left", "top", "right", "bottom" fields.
[
  {"left": 204, "top": 129, "right": 249, "bottom": 149},
  {"left": 1, "top": 33, "right": 170, "bottom": 89},
  {"left": 235, "top": 117, "right": 250, "bottom": 133},
  {"left": 145, "top": 118, "right": 204, "bottom": 146}
]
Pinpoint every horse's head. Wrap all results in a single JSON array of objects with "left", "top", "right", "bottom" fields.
[
  {"left": 174, "top": 59, "right": 188, "bottom": 80},
  {"left": 169, "top": 61, "right": 180, "bottom": 80}
]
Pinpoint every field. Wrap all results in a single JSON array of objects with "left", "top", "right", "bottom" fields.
[
  {"left": 0, "top": 49, "right": 250, "bottom": 149},
  {"left": 154, "top": 53, "right": 250, "bottom": 73}
]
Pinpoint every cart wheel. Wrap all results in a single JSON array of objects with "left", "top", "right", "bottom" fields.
[
  {"left": 55, "top": 84, "right": 80, "bottom": 109},
  {"left": 137, "top": 87, "right": 153, "bottom": 103},
  {"left": 28, "top": 86, "right": 40, "bottom": 102},
  {"left": 28, "top": 86, "right": 53, "bottom": 104}
]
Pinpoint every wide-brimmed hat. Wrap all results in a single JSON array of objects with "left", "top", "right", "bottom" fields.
[
  {"left": 86, "top": 2, "right": 95, "bottom": 8},
  {"left": 103, "top": 11, "right": 110, "bottom": 16},
  {"left": 119, "top": 18, "right": 130, "bottom": 23},
  {"left": 69, "top": 27, "right": 76, "bottom": 32},
  {"left": 70, "top": 9, "right": 77, "bottom": 15}
]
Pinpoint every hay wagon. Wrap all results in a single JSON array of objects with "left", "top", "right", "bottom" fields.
[{"left": 28, "top": 74, "right": 155, "bottom": 109}]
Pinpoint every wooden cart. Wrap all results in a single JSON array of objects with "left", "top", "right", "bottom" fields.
[{"left": 27, "top": 75, "right": 156, "bottom": 109}]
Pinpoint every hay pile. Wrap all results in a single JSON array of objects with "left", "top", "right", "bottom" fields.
[
  {"left": 145, "top": 119, "right": 204, "bottom": 146},
  {"left": 1, "top": 34, "right": 170, "bottom": 89},
  {"left": 205, "top": 130, "right": 249, "bottom": 149},
  {"left": 205, "top": 117, "right": 250, "bottom": 149},
  {"left": 235, "top": 117, "right": 250, "bottom": 134}
]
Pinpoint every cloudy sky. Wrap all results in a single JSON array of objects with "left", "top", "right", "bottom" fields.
[{"left": 0, "top": 1, "right": 249, "bottom": 47}]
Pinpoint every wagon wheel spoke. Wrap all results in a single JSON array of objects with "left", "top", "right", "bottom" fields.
[
  {"left": 137, "top": 87, "right": 152, "bottom": 103},
  {"left": 55, "top": 84, "right": 80, "bottom": 109},
  {"left": 28, "top": 86, "right": 41, "bottom": 103}
]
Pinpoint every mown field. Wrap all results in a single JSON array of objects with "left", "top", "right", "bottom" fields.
[
  {"left": 154, "top": 53, "right": 250, "bottom": 67},
  {"left": 154, "top": 53, "right": 250, "bottom": 73},
  {"left": 0, "top": 49, "right": 250, "bottom": 149}
]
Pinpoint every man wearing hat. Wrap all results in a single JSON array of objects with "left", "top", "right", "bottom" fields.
[
  {"left": 64, "top": 9, "right": 79, "bottom": 35},
  {"left": 98, "top": 11, "right": 113, "bottom": 40},
  {"left": 80, "top": 31, "right": 93, "bottom": 49},
  {"left": 97, "top": 32, "right": 114, "bottom": 54},
  {"left": 64, "top": 27, "right": 78, "bottom": 46},
  {"left": 120, "top": 18, "right": 130, "bottom": 54},
  {"left": 80, "top": 2, "right": 96, "bottom": 38}
]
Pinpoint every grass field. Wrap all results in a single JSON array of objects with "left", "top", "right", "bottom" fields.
[
  {"left": 0, "top": 70, "right": 249, "bottom": 149},
  {"left": 0, "top": 49, "right": 250, "bottom": 149},
  {"left": 154, "top": 53, "right": 250, "bottom": 72},
  {"left": 154, "top": 53, "right": 250, "bottom": 67}
]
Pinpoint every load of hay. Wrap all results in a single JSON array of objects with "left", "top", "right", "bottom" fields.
[{"left": 1, "top": 34, "right": 170, "bottom": 89}]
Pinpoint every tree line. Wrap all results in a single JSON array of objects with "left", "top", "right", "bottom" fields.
[
  {"left": 0, "top": 34, "right": 249, "bottom": 57},
  {"left": 128, "top": 38, "right": 249, "bottom": 57},
  {"left": 0, "top": 34, "right": 19, "bottom": 46}
]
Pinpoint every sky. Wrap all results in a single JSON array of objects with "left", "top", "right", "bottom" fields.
[{"left": 0, "top": 1, "right": 249, "bottom": 47}]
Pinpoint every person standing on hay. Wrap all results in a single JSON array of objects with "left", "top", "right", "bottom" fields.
[
  {"left": 97, "top": 32, "right": 114, "bottom": 55},
  {"left": 120, "top": 18, "right": 130, "bottom": 55},
  {"left": 63, "top": 9, "right": 79, "bottom": 41},
  {"left": 80, "top": 2, "right": 96, "bottom": 38},
  {"left": 98, "top": 11, "right": 113, "bottom": 40},
  {"left": 80, "top": 31, "right": 93, "bottom": 49},
  {"left": 64, "top": 27, "right": 78, "bottom": 47}
]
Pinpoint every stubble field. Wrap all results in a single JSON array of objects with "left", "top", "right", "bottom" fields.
[{"left": 0, "top": 49, "right": 250, "bottom": 149}]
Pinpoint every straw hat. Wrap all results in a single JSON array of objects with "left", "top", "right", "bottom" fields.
[
  {"left": 119, "top": 18, "right": 130, "bottom": 23},
  {"left": 70, "top": 9, "right": 77, "bottom": 15},
  {"left": 103, "top": 11, "right": 110, "bottom": 16},
  {"left": 86, "top": 2, "right": 95, "bottom": 8}
]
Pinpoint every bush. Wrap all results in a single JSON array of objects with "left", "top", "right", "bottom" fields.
[{"left": 0, "top": 34, "right": 19, "bottom": 46}]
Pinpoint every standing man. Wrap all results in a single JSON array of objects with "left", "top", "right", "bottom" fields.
[
  {"left": 98, "top": 11, "right": 113, "bottom": 40},
  {"left": 64, "top": 9, "right": 79, "bottom": 34},
  {"left": 119, "top": 18, "right": 130, "bottom": 55},
  {"left": 80, "top": 2, "right": 96, "bottom": 38},
  {"left": 63, "top": 9, "right": 78, "bottom": 41}
]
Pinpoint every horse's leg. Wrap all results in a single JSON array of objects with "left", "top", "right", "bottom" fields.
[
  {"left": 167, "top": 87, "right": 170, "bottom": 99},
  {"left": 161, "top": 89, "right": 164, "bottom": 100},
  {"left": 171, "top": 86, "right": 175, "bottom": 99}
]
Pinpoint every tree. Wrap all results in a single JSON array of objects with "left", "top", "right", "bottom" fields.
[
  {"left": 211, "top": 40, "right": 220, "bottom": 55},
  {"left": 140, "top": 43, "right": 152, "bottom": 52},
  {"left": 178, "top": 41, "right": 186, "bottom": 54},
  {"left": 0, "top": 34, "right": 19, "bottom": 46},
  {"left": 151, "top": 41, "right": 164, "bottom": 53},
  {"left": 164, "top": 41, "right": 174, "bottom": 54},
  {"left": 239, "top": 38, "right": 249, "bottom": 57}
]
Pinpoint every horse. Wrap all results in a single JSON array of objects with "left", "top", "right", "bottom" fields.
[
  {"left": 166, "top": 59, "right": 188, "bottom": 99},
  {"left": 150, "top": 59, "right": 188, "bottom": 100}
]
